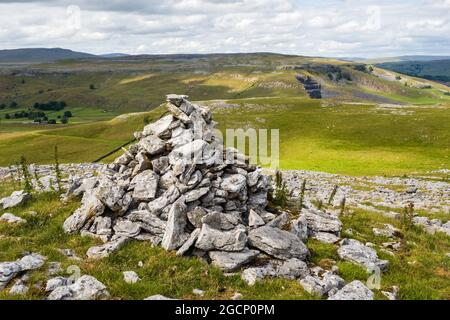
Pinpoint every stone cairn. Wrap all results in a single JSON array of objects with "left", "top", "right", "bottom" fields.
[{"left": 62, "top": 94, "right": 310, "bottom": 270}]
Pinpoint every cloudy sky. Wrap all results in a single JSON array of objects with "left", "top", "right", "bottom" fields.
[{"left": 0, "top": 0, "right": 449, "bottom": 58}]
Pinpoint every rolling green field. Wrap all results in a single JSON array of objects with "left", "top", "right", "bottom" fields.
[
  {"left": 1, "top": 97, "right": 448, "bottom": 176},
  {"left": 1, "top": 53, "right": 449, "bottom": 175}
]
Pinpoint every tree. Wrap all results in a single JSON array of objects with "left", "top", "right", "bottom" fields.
[
  {"left": 9, "top": 101, "right": 18, "bottom": 108},
  {"left": 5, "top": 114, "right": 10, "bottom": 119},
  {"left": 61, "top": 117, "right": 68, "bottom": 124},
  {"left": 90, "top": 84, "right": 96, "bottom": 90},
  {"left": 63, "top": 110, "right": 73, "bottom": 118},
  {"left": 48, "top": 119, "right": 56, "bottom": 124},
  {"left": 0, "top": 103, "right": 6, "bottom": 110}
]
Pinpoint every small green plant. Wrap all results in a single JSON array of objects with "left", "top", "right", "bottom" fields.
[
  {"left": 401, "top": 202, "right": 415, "bottom": 232},
  {"left": 33, "top": 169, "right": 45, "bottom": 191},
  {"left": 317, "top": 199, "right": 323, "bottom": 210},
  {"left": 298, "top": 179, "right": 306, "bottom": 212},
  {"left": 9, "top": 165, "right": 18, "bottom": 188},
  {"left": 273, "top": 169, "right": 289, "bottom": 207},
  {"left": 19, "top": 156, "right": 33, "bottom": 193},
  {"left": 328, "top": 185, "right": 338, "bottom": 205},
  {"left": 340, "top": 197, "right": 346, "bottom": 215},
  {"left": 54, "top": 145, "right": 63, "bottom": 192}
]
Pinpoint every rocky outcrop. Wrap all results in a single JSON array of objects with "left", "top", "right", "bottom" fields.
[{"left": 296, "top": 75, "right": 322, "bottom": 99}]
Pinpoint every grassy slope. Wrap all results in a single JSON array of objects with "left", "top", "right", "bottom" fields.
[
  {"left": 1, "top": 97, "right": 449, "bottom": 176},
  {"left": 0, "top": 183, "right": 448, "bottom": 300}
]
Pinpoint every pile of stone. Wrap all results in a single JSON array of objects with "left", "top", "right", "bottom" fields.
[
  {"left": 62, "top": 94, "right": 293, "bottom": 266},
  {"left": 57, "top": 94, "right": 383, "bottom": 300}
]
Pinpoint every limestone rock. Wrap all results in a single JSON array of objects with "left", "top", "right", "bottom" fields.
[
  {"left": 338, "top": 238, "right": 389, "bottom": 271},
  {"left": 291, "top": 215, "right": 308, "bottom": 242},
  {"left": 0, "top": 190, "right": 31, "bottom": 209},
  {"left": 310, "top": 232, "right": 340, "bottom": 244},
  {"left": 63, "top": 191, "right": 105, "bottom": 233},
  {"left": 86, "top": 237, "right": 128, "bottom": 259},
  {"left": 128, "top": 210, "right": 167, "bottom": 236},
  {"left": 47, "top": 275, "right": 110, "bottom": 300},
  {"left": 248, "top": 226, "right": 309, "bottom": 260},
  {"left": 123, "top": 271, "right": 140, "bottom": 284},
  {"left": 248, "top": 209, "right": 265, "bottom": 228},
  {"left": 0, "top": 253, "right": 46, "bottom": 289},
  {"left": 113, "top": 219, "right": 141, "bottom": 238},
  {"left": 143, "top": 114, "right": 174, "bottom": 137},
  {"left": 139, "top": 135, "right": 166, "bottom": 155},
  {"left": 161, "top": 197, "right": 189, "bottom": 250},
  {"left": 241, "top": 264, "right": 276, "bottom": 286},
  {"left": 0, "top": 212, "right": 27, "bottom": 224},
  {"left": 176, "top": 228, "right": 201, "bottom": 256},
  {"left": 266, "top": 212, "right": 289, "bottom": 229},
  {"left": 221, "top": 174, "right": 247, "bottom": 193},
  {"left": 195, "top": 224, "right": 247, "bottom": 252},
  {"left": 299, "top": 272, "right": 345, "bottom": 297},
  {"left": 209, "top": 249, "right": 260, "bottom": 272},
  {"left": 277, "top": 258, "right": 310, "bottom": 280},
  {"left": 9, "top": 277, "right": 29, "bottom": 295},
  {"left": 144, "top": 294, "right": 175, "bottom": 300},
  {"left": 328, "top": 280, "right": 374, "bottom": 300},
  {"left": 130, "top": 170, "right": 159, "bottom": 201},
  {"left": 305, "top": 209, "right": 342, "bottom": 234},
  {"left": 46, "top": 277, "right": 67, "bottom": 292}
]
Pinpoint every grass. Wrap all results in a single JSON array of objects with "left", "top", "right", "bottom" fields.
[
  {"left": 1, "top": 97, "right": 448, "bottom": 176},
  {"left": 338, "top": 209, "right": 450, "bottom": 300}
]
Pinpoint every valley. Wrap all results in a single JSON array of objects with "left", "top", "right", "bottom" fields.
[{"left": 1, "top": 53, "right": 449, "bottom": 176}]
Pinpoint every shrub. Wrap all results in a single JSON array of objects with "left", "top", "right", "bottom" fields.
[
  {"left": 298, "top": 179, "right": 306, "bottom": 211},
  {"left": 19, "top": 156, "right": 33, "bottom": 193},
  {"left": 54, "top": 145, "right": 63, "bottom": 192},
  {"left": 273, "top": 169, "right": 289, "bottom": 207},
  {"left": 63, "top": 111, "right": 73, "bottom": 118}
]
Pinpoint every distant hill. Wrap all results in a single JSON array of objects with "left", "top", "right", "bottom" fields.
[
  {"left": 100, "top": 53, "right": 130, "bottom": 58},
  {"left": 357, "top": 55, "right": 450, "bottom": 64},
  {"left": 377, "top": 59, "right": 450, "bottom": 85},
  {"left": 0, "top": 48, "right": 96, "bottom": 63}
]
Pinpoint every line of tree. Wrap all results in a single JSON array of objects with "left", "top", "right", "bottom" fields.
[
  {"left": 33, "top": 101, "right": 67, "bottom": 111},
  {"left": 4, "top": 108, "right": 73, "bottom": 124}
]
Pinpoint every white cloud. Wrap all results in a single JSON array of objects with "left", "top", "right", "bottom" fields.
[{"left": 0, "top": 0, "right": 449, "bottom": 57}]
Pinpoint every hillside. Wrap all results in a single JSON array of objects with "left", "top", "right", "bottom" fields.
[
  {"left": 359, "top": 55, "right": 450, "bottom": 64},
  {"left": 0, "top": 48, "right": 96, "bottom": 64},
  {"left": 377, "top": 59, "right": 450, "bottom": 85}
]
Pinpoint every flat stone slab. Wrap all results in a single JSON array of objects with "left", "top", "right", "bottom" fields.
[
  {"left": 209, "top": 248, "right": 260, "bottom": 272},
  {"left": 248, "top": 226, "right": 309, "bottom": 260}
]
